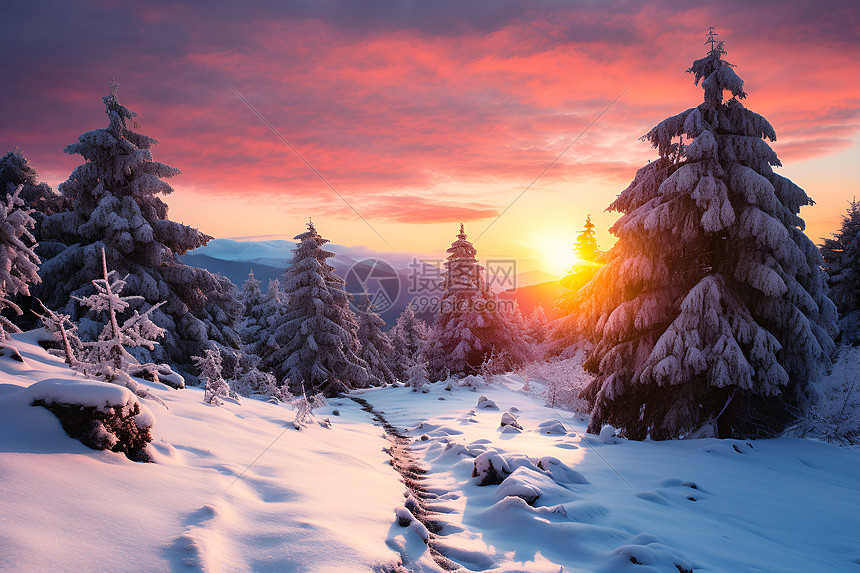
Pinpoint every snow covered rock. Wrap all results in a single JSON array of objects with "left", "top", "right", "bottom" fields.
[
  {"left": 27, "top": 379, "right": 153, "bottom": 461},
  {"left": 472, "top": 450, "right": 512, "bottom": 485},
  {"left": 500, "top": 411, "right": 523, "bottom": 430},
  {"left": 476, "top": 395, "right": 499, "bottom": 409}
]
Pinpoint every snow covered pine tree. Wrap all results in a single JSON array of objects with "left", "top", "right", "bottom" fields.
[
  {"left": 355, "top": 287, "right": 397, "bottom": 386},
  {"left": 0, "top": 185, "right": 41, "bottom": 339},
  {"left": 574, "top": 30, "right": 836, "bottom": 440},
  {"left": 261, "top": 221, "right": 369, "bottom": 396},
  {"left": 387, "top": 303, "right": 428, "bottom": 382},
  {"left": 821, "top": 199, "right": 860, "bottom": 344},
  {"left": 37, "top": 80, "right": 241, "bottom": 375},
  {"left": 0, "top": 148, "right": 66, "bottom": 216},
  {"left": 425, "top": 224, "right": 527, "bottom": 379}
]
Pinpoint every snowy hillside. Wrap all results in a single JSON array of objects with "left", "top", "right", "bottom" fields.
[{"left": 1, "top": 332, "right": 858, "bottom": 572}]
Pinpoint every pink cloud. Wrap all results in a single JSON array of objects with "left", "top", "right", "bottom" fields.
[{"left": 2, "top": 0, "right": 857, "bottom": 233}]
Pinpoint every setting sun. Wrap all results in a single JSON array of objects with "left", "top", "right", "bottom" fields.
[{"left": 541, "top": 235, "right": 582, "bottom": 276}]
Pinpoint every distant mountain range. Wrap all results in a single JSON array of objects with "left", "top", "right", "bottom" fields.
[{"left": 181, "top": 239, "right": 565, "bottom": 328}]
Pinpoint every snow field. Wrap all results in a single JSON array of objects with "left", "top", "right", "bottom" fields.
[
  {"left": 361, "top": 375, "right": 860, "bottom": 572},
  {"left": 0, "top": 333, "right": 404, "bottom": 572},
  {"left": 1, "top": 334, "right": 859, "bottom": 572}
]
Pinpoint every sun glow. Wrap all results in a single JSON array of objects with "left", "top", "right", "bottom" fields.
[{"left": 544, "top": 238, "right": 582, "bottom": 277}]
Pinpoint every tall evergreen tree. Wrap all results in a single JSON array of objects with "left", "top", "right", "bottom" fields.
[
  {"left": 821, "top": 199, "right": 860, "bottom": 344},
  {"left": 573, "top": 31, "right": 836, "bottom": 439},
  {"left": 527, "top": 304, "right": 550, "bottom": 343},
  {"left": 425, "top": 224, "right": 527, "bottom": 379},
  {"left": 247, "top": 278, "right": 285, "bottom": 367},
  {"left": 240, "top": 270, "right": 264, "bottom": 338},
  {"left": 262, "top": 221, "right": 369, "bottom": 396},
  {"left": 387, "top": 303, "right": 429, "bottom": 381},
  {"left": 574, "top": 214, "right": 600, "bottom": 264},
  {"left": 356, "top": 288, "right": 396, "bottom": 386},
  {"left": 0, "top": 185, "right": 41, "bottom": 338},
  {"left": 554, "top": 216, "right": 604, "bottom": 349},
  {"left": 37, "top": 81, "right": 240, "bottom": 373}
]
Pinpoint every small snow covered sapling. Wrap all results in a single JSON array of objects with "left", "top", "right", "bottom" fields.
[
  {"left": 194, "top": 348, "right": 230, "bottom": 406},
  {"left": 291, "top": 389, "right": 327, "bottom": 428},
  {"left": 34, "top": 299, "right": 82, "bottom": 366},
  {"left": 74, "top": 248, "right": 164, "bottom": 378}
]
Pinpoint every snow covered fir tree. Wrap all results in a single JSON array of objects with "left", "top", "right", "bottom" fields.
[
  {"left": 0, "top": 148, "right": 66, "bottom": 216},
  {"left": 821, "top": 199, "right": 860, "bottom": 345},
  {"left": 35, "top": 81, "right": 242, "bottom": 377},
  {"left": 260, "top": 221, "right": 369, "bottom": 396},
  {"left": 425, "top": 224, "right": 528, "bottom": 379},
  {"left": 387, "top": 303, "right": 429, "bottom": 382},
  {"left": 570, "top": 31, "right": 837, "bottom": 440},
  {"left": 355, "top": 288, "right": 397, "bottom": 386},
  {"left": 555, "top": 215, "right": 604, "bottom": 348},
  {"left": 0, "top": 185, "right": 41, "bottom": 339},
  {"left": 574, "top": 214, "right": 600, "bottom": 265}
]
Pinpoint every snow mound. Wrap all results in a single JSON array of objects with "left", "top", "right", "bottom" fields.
[
  {"left": 599, "top": 424, "right": 618, "bottom": 443},
  {"left": 537, "top": 419, "right": 568, "bottom": 435},
  {"left": 537, "top": 456, "right": 589, "bottom": 485},
  {"left": 602, "top": 534, "right": 693, "bottom": 573},
  {"left": 472, "top": 450, "right": 512, "bottom": 485}
]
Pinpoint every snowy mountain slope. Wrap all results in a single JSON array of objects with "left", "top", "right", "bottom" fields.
[
  {"left": 0, "top": 333, "right": 403, "bottom": 572},
  {"left": 1, "top": 334, "right": 858, "bottom": 572},
  {"left": 179, "top": 252, "right": 287, "bottom": 287}
]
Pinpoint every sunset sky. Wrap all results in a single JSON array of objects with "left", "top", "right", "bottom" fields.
[{"left": 3, "top": 1, "right": 858, "bottom": 276}]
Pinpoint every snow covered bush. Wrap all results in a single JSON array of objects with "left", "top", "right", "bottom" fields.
[
  {"left": 520, "top": 358, "right": 591, "bottom": 413},
  {"left": 425, "top": 224, "right": 528, "bottom": 379},
  {"left": 0, "top": 185, "right": 41, "bottom": 339},
  {"left": 569, "top": 31, "right": 837, "bottom": 439},
  {"left": 229, "top": 360, "right": 291, "bottom": 401},
  {"left": 28, "top": 379, "right": 153, "bottom": 461},
  {"left": 193, "top": 349, "right": 230, "bottom": 406},
  {"left": 37, "top": 81, "right": 241, "bottom": 373},
  {"left": 407, "top": 361, "right": 430, "bottom": 392},
  {"left": 291, "top": 390, "right": 327, "bottom": 428},
  {"left": 259, "top": 221, "right": 369, "bottom": 396},
  {"left": 803, "top": 347, "right": 860, "bottom": 445},
  {"left": 821, "top": 199, "right": 860, "bottom": 345}
]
